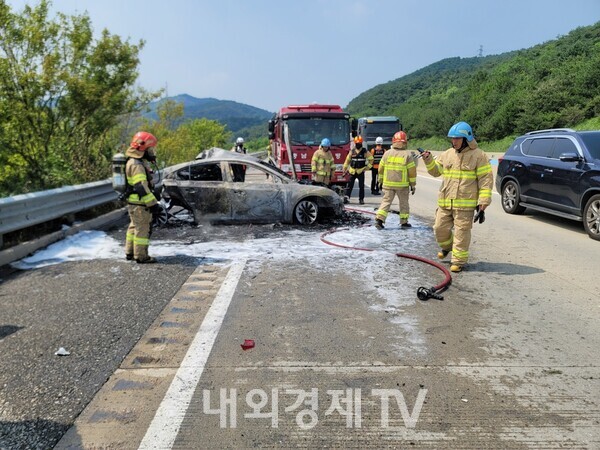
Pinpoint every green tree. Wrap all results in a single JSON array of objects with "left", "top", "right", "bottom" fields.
[
  {"left": 0, "top": 0, "right": 157, "bottom": 196},
  {"left": 139, "top": 99, "right": 231, "bottom": 166}
]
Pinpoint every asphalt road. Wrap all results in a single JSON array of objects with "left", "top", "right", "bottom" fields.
[{"left": 1, "top": 163, "right": 599, "bottom": 449}]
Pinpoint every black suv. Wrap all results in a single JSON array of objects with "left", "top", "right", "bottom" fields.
[{"left": 496, "top": 128, "right": 600, "bottom": 240}]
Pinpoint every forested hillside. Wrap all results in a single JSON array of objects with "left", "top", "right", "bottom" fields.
[{"left": 347, "top": 22, "right": 600, "bottom": 140}]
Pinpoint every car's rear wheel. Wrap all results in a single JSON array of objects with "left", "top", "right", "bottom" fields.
[
  {"left": 151, "top": 202, "right": 169, "bottom": 227},
  {"left": 294, "top": 199, "right": 319, "bottom": 225},
  {"left": 583, "top": 194, "right": 600, "bottom": 241},
  {"left": 501, "top": 180, "right": 526, "bottom": 214}
]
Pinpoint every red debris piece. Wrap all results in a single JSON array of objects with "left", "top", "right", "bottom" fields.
[{"left": 241, "top": 339, "right": 255, "bottom": 350}]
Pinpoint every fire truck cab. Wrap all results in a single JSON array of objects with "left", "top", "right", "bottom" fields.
[
  {"left": 356, "top": 116, "right": 402, "bottom": 152},
  {"left": 268, "top": 104, "right": 356, "bottom": 185}
]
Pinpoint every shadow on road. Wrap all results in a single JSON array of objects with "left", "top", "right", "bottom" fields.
[
  {"left": 0, "top": 325, "right": 23, "bottom": 340},
  {"left": 0, "top": 418, "right": 76, "bottom": 449},
  {"left": 467, "top": 261, "right": 544, "bottom": 275}
]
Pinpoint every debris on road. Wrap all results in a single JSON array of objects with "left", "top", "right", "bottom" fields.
[
  {"left": 54, "top": 347, "right": 70, "bottom": 356},
  {"left": 241, "top": 339, "right": 255, "bottom": 350}
]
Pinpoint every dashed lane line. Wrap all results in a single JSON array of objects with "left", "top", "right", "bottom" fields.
[{"left": 137, "top": 258, "right": 247, "bottom": 449}]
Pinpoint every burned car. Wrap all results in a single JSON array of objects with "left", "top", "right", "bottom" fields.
[{"left": 161, "top": 148, "right": 344, "bottom": 225}]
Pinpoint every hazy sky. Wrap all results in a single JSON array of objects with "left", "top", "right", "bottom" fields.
[{"left": 6, "top": 0, "right": 600, "bottom": 112}]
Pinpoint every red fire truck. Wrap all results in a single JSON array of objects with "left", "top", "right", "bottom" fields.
[{"left": 267, "top": 104, "right": 356, "bottom": 185}]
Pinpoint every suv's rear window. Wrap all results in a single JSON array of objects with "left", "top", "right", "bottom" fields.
[
  {"left": 552, "top": 138, "right": 578, "bottom": 158},
  {"left": 579, "top": 132, "right": 600, "bottom": 160}
]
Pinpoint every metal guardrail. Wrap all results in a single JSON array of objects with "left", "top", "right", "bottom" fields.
[
  {"left": 0, "top": 179, "right": 118, "bottom": 246},
  {"left": 0, "top": 150, "right": 270, "bottom": 248}
]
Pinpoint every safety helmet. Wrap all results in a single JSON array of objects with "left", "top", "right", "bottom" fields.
[
  {"left": 130, "top": 131, "right": 157, "bottom": 152},
  {"left": 392, "top": 131, "right": 407, "bottom": 144},
  {"left": 236, "top": 137, "right": 244, "bottom": 145},
  {"left": 321, "top": 138, "right": 331, "bottom": 147},
  {"left": 375, "top": 136, "right": 383, "bottom": 145},
  {"left": 354, "top": 136, "right": 363, "bottom": 144},
  {"left": 447, "top": 121, "right": 473, "bottom": 142}
]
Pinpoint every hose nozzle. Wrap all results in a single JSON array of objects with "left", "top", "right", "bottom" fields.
[{"left": 417, "top": 286, "right": 444, "bottom": 301}]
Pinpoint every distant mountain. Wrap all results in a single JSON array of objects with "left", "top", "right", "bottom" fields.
[{"left": 145, "top": 94, "right": 273, "bottom": 133}]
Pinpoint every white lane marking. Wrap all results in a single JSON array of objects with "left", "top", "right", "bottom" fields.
[{"left": 138, "top": 259, "right": 247, "bottom": 450}]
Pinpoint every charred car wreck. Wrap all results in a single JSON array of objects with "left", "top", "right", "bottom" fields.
[{"left": 161, "top": 148, "right": 345, "bottom": 225}]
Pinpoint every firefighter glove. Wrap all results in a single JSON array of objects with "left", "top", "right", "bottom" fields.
[
  {"left": 149, "top": 204, "right": 161, "bottom": 215},
  {"left": 473, "top": 206, "right": 485, "bottom": 224},
  {"left": 410, "top": 185, "right": 416, "bottom": 195}
]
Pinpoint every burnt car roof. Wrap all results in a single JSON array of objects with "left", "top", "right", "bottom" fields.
[
  {"left": 164, "top": 147, "right": 293, "bottom": 180},
  {"left": 195, "top": 147, "right": 255, "bottom": 162}
]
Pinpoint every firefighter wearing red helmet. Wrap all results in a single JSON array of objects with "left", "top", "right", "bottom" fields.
[
  {"left": 375, "top": 131, "right": 416, "bottom": 229},
  {"left": 124, "top": 131, "right": 160, "bottom": 264}
]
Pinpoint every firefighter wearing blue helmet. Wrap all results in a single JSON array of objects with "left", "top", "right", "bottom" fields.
[
  {"left": 420, "top": 122, "right": 493, "bottom": 272},
  {"left": 311, "top": 138, "right": 336, "bottom": 184}
]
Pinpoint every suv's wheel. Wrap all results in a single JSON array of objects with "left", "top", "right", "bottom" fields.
[
  {"left": 583, "top": 194, "right": 600, "bottom": 241},
  {"left": 501, "top": 180, "right": 526, "bottom": 214},
  {"left": 294, "top": 199, "right": 319, "bottom": 225}
]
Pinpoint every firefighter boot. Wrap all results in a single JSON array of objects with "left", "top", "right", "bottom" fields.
[
  {"left": 450, "top": 264, "right": 463, "bottom": 273},
  {"left": 126, "top": 253, "right": 134, "bottom": 261},
  {"left": 136, "top": 256, "right": 158, "bottom": 264},
  {"left": 437, "top": 249, "right": 450, "bottom": 259},
  {"left": 401, "top": 222, "right": 412, "bottom": 228},
  {"left": 375, "top": 219, "right": 385, "bottom": 230}
]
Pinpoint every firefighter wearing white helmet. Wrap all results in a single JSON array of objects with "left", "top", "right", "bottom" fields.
[
  {"left": 420, "top": 121, "right": 493, "bottom": 272},
  {"left": 231, "top": 137, "right": 247, "bottom": 181},
  {"left": 370, "top": 136, "right": 386, "bottom": 195},
  {"left": 375, "top": 131, "right": 416, "bottom": 229},
  {"left": 124, "top": 131, "right": 160, "bottom": 264}
]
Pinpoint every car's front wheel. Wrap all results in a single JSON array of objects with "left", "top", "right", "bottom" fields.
[
  {"left": 294, "top": 199, "right": 319, "bottom": 225},
  {"left": 501, "top": 180, "right": 526, "bottom": 214},
  {"left": 583, "top": 194, "right": 600, "bottom": 241}
]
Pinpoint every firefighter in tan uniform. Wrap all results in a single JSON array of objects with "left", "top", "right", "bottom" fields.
[
  {"left": 375, "top": 131, "right": 416, "bottom": 229},
  {"left": 311, "top": 138, "right": 336, "bottom": 185},
  {"left": 421, "top": 122, "right": 493, "bottom": 273},
  {"left": 124, "top": 131, "right": 160, "bottom": 264}
]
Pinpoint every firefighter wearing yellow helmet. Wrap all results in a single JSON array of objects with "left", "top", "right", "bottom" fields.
[
  {"left": 124, "top": 131, "right": 160, "bottom": 264},
  {"left": 375, "top": 131, "right": 416, "bottom": 229},
  {"left": 420, "top": 122, "right": 493, "bottom": 272}
]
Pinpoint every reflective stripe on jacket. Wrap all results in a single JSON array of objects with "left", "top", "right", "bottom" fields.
[
  {"left": 378, "top": 148, "right": 416, "bottom": 188},
  {"left": 125, "top": 153, "right": 157, "bottom": 207},
  {"left": 343, "top": 147, "right": 373, "bottom": 175},
  {"left": 311, "top": 147, "right": 336, "bottom": 177},
  {"left": 370, "top": 147, "right": 386, "bottom": 169},
  {"left": 422, "top": 139, "right": 493, "bottom": 210}
]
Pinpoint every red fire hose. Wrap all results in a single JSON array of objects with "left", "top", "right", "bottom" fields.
[{"left": 319, "top": 207, "right": 452, "bottom": 300}]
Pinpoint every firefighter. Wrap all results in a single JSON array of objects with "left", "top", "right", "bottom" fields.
[
  {"left": 231, "top": 137, "right": 247, "bottom": 182},
  {"left": 370, "top": 136, "right": 386, "bottom": 195},
  {"left": 375, "top": 131, "right": 416, "bottom": 229},
  {"left": 124, "top": 131, "right": 161, "bottom": 264},
  {"left": 343, "top": 136, "right": 373, "bottom": 204},
  {"left": 311, "top": 138, "right": 336, "bottom": 185},
  {"left": 420, "top": 121, "right": 493, "bottom": 272}
]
